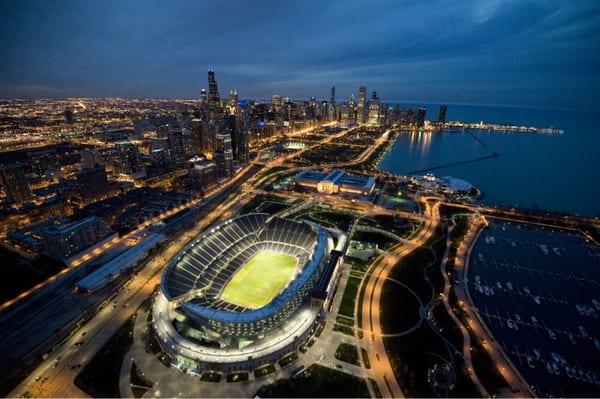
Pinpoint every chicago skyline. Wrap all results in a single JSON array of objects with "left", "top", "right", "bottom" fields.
[{"left": 1, "top": 1, "right": 598, "bottom": 110}]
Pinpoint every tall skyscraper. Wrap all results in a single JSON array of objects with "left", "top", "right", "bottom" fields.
[
  {"left": 207, "top": 70, "right": 224, "bottom": 127},
  {"left": 330, "top": 86, "right": 336, "bottom": 106},
  {"left": 367, "top": 91, "right": 381, "bottom": 125},
  {"left": 0, "top": 163, "right": 31, "bottom": 204},
  {"left": 438, "top": 105, "right": 447, "bottom": 124},
  {"left": 75, "top": 166, "right": 110, "bottom": 205},
  {"left": 191, "top": 118, "right": 213, "bottom": 154},
  {"left": 417, "top": 107, "right": 427, "bottom": 128},
  {"left": 224, "top": 114, "right": 249, "bottom": 164},
  {"left": 64, "top": 107, "right": 75, "bottom": 124},
  {"left": 271, "top": 94, "right": 282, "bottom": 113},
  {"left": 358, "top": 86, "right": 367, "bottom": 123},
  {"left": 214, "top": 133, "right": 233, "bottom": 178},
  {"left": 167, "top": 126, "right": 185, "bottom": 163},
  {"left": 227, "top": 89, "right": 238, "bottom": 115},
  {"left": 114, "top": 142, "right": 142, "bottom": 175},
  {"left": 200, "top": 88, "right": 208, "bottom": 104}
]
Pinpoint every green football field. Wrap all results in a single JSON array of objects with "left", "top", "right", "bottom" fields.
[{"left": 220, "top": 251, "right": 298, "bottom": 309}]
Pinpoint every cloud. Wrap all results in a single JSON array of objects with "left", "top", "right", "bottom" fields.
[{"left": 0, "top": 0, "right": 597, "bottom": 109}]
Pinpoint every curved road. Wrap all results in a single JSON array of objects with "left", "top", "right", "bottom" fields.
[{"left": 358, "top": 198, "right": 441, "bottom": 398}]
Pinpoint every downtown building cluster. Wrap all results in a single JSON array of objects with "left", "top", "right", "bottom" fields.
[{"left": 0, "top": 73, "right": 445, "bottom": 264}]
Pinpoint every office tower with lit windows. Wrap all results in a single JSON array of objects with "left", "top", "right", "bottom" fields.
[
  {"left": 358, "top": 86, "right": 367, "bottom": 123},
  {"left": 227, "top": 89, "right": 238, "bottom": 115},
  {"left": 207, "top": 70, "right": 224, "bottom": 127},
  {"left": 0, "top": 163, "right": 32, "bottom": 204},
  {"left": 214, "top": 133, "right": 234, "bottom": 178},
  {"left": 224, "top": 114, "right": 249, "bottom": 164},
  {"left": 167, "top": 126, "right": 185, "bottom": 164},
  {"left": 37, "top": 216, "right": 115, "bottom": 261},
  {"left": 368, "top": 91, "right": 381, "bottom": 125},
  {"left": 191, "top": 118, "right": 213, "bottom": 155},
  {"left": 188, "top": 157, "right": 217, "bottom": 192},
  {"left": 114, "top": 141, "right": 142, "bottom": 175},
  {"left": 75, "top": 166, "right": 110, "bottom": 205},
  {"left": 271, "top": 94, "right": 282, "bottom": 114},
  {"left": 417, "top": 107, "right": 427, "bottom": 128},
  {"left": 438, "top": 105, "right": 447, "bottom": 124}
]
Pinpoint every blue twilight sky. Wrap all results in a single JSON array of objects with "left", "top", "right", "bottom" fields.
[{"left": 0, "top": 0, "right": 599, "bottom": 109}]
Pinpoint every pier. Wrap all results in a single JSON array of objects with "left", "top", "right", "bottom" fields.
[
  {"left": 407, "top": 152, "right": 498, "bottom": 174},
  {"left": 445, "top": 121, "right": 564, "bottom": 135}
]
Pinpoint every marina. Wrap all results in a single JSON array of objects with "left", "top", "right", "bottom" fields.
[{"left": 467, "top": 221, "right": 600, "bottom": 397}]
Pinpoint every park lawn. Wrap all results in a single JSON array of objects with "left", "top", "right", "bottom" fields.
[{"left": 220, "top": 251, "right": 297, "bottom": 308}]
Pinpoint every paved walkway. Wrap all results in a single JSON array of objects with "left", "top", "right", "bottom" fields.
[{"left": 453, "top": 218, "right": 534, "bottom": 397}]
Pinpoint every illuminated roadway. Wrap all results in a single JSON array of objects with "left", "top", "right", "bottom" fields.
[
  {"left": 9, "top": 169, "right": 260, "bottom": 398},
  {"left": 9, "top": 123, "right": 363, "bottom": 398},
  {"left": 357, "top": 198, "right": 440, "bottom": 398}
]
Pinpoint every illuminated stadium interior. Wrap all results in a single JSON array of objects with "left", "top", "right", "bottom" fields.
[{"left": 152, "top": 213, "right": 337, "bottom": 372}]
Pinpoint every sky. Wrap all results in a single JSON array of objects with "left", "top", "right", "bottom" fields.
[{"left": 0, "top": 0, "right": 599, "bottom": 109}]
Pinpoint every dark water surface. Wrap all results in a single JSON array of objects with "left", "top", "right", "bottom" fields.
[
  {"left": 468, "top": 221, "right": 600, "bottom": 396},
  {"left": 378, "top": 104, "right": 600, "bottom": 216}
]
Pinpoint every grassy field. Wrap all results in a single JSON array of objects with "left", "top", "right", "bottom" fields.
[{"left": 220, "top": 251, "right": 297, "bottom": 308}]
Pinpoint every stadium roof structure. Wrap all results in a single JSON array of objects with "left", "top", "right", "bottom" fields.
[{"left": 159, "top": 212, "right": 330, "bottom": 324}]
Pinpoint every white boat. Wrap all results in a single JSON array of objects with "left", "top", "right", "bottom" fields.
[
  {"left": 531, "top": 316, "right": 538, "bottom": 325},
  {"left": 539, "top": 244, "right": 550, "bottom": 255},
  {"left": 515, "top": 314, "right": 521, "bottom": 321},
  {"left": 533, "top": 296, "right": 541, "bottom": 305},
  {"left": 478, "top": 253, "right": 484, "bottom": 261},
  {"left": 526, "top": 356, "right": 535, "bottom": 368},
  {"left": 475, "top": 275, "right": 481, "bottom": 284},
  {"left": 592, "top": 299, "right": 600, "bottom": 311},
  {"left": 524, "top": 286, "right": 531, "bottom": 294},
  {"left": 569, "top": 333, "right": 577, "bottom": 345},
  {"left": 579, "top": 325, "right": 588, "bottom": 338},
  {"left": 506, "top": 282, "right": 513, "bottom": 290},
  {"left": 552, "top": 362, "right": 561, "bottom": 375},
  {"left": 496, "top": 282, "right": 502, "bottom": 290},
  {"left": 511, "top": 241, "right": 516, "bottom": 247},
  {"left": 553, "top": 247, "right": 561, "bottom": 256},
  {"left": 548, "top": 329, "right": 557, "bottom": 340}
]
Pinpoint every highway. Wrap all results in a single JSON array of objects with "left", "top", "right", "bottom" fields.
[
  {"left": 8, "top": 123, "right": 363, "bottom": 397},
  {"left": 9, "top": 166, "right": 260, "bottom": 398}
]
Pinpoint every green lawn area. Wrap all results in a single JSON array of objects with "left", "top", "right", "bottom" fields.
[
  {"left": 334, "top": 343, "right": 360, "bottom": 366},
  {"left": 220, "top": 251, "right": 297, "bottom": 309},
  {"left": 338, "top": 276, "right": 361, "bottom": 317}
]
